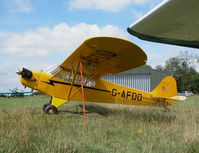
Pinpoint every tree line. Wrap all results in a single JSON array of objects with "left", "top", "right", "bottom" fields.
[{"left": 154, "top": 51, "right": 199, "bottom": 93}]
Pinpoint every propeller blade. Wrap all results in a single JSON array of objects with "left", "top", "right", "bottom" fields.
[{"left": 16, "top": 70, "right": 22, "bottom": 75}]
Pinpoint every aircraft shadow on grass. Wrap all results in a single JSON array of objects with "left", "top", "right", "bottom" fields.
[{"left": 60, "top": 104, "right": 176, "bottom": 123}]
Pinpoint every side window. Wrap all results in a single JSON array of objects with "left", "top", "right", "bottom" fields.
[
  {"left": 85, "top": 80, "right": 96, "bottom": 87},
  {"left": 53, "top": 68, "right": 95, "bottom": 86},
  {"left": 54, "top": 70, "right": 66, "bottom": 80}
]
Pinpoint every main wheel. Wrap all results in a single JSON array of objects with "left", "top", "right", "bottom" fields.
[
  {"left": 42, "top": 103, "right": 50, "bottom": 112},
  {"left": 44, "top": 105, "right": 58, "bottom": 114}
]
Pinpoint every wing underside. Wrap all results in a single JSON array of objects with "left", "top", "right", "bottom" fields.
[
  {"left": 128, "top": 0, "right": 199, "bottom": 48},
  {"left": 51, "top": 37, "right": 147, "bottom": 82}
]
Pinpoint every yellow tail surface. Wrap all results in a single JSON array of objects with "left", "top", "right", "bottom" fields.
[{"left": 152, "top": 76, "right": 186, "bottom": 101}]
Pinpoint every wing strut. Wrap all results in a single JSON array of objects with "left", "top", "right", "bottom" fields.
[
  {"left": 67, "top": 61, "right": 80, "bottom": 100},
  {"left": 80, "top": 60, "right": 87, "bottom": 122}
]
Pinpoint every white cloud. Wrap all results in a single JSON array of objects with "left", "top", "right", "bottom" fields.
[
  {"left": 0, "top": 25, "right": 161, "bottom": 92},
  {"left": 138, "top": 41, "right": 199, "bottom": 69},
  {"left": 132, "top": 10, "right": 144, "bottom": 19},
  {"left": 7, "top": 0, "right": 32, "bottom": 13},
  {"left": 0, "top": 22, "right": 127, "bottom": 91},
  {"left": 0, "top": 59, "right": 20, "bottom": 92},
  {"left": 0, "top": 23, "right": 127, "bottom": 59},
  {"left": 68, "top": 0, "right": 152, "bottom": 12}
]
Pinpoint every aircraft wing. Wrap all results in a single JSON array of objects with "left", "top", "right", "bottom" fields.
[
  {"left": 127, "top": 0, "right": 199, "bottom": 48},
  {"left": 52, "top": 37, "right": 147, "bottom": 79}
]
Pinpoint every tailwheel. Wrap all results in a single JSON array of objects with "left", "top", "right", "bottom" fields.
[{"left": 44, "top": 105, "right": 58, "bottom": 114}]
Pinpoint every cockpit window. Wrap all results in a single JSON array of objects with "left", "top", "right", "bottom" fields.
[{"left": 51, "top": 66, "right": 96, "bottom": 87}]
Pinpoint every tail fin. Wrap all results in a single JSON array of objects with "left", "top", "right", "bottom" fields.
[{"left": 152, "top": 76, "right": 186, "bottom": 101}]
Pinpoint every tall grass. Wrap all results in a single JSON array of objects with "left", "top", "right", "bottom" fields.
[{"left": 0, "top": 95, "right": 199, "bottom": 153}]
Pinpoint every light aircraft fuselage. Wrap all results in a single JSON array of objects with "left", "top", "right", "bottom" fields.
[{"left": 20, "top": 70, "right": 177, "bottom": 108}]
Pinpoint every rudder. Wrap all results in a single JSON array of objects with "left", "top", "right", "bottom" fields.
[{"left": 152, "top": 76, "right": 177, "bottom": 98}]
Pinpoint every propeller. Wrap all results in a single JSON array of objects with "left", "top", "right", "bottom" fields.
[{"left": 16, "top": 68, "right": 33, "bottom": 80}]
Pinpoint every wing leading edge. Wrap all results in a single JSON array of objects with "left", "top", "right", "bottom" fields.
[
  {"left": 52, "top": 37, "right": 147, "bottom": 80},
  {"left": 128, "top": 0, "right": 199, "bottom": 49}
]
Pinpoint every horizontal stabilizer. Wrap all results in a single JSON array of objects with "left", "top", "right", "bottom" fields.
[
  {"left": 168, "top": 96, "right": 187, "bottom": 101},
  {"left": 152, "top": 95, "right": 186, "bottom": 101}
]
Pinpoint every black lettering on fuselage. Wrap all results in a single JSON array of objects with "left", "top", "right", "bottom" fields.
[
  {"left": 137, "top": 94, "right": 142, "bottom": 101},
  {"left": 132, "top": 92, "right": 137, "bottom": 100},
  {"left": 126, "top": 91, "right": 131, "bottom": 99},
  {"left": 121, "top": 91, "right": 125, "bottom": 98},
  {"left": 111, "top": 89, "right": 142, "bottom": 102},
  {"left": 112, "top": 89, "right": 117, "bottom": 96}
]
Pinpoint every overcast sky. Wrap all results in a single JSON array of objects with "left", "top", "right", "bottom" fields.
[{"left": 0, "top": 0, "right": 198, "bottom": 92}]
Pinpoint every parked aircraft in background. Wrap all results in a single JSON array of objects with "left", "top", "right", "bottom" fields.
[
  {"left": 0, "top": 88, "right": 36, "bottom": 97},
  {"left": 179, "top": 91, "right": 194, "bottom": 97}
]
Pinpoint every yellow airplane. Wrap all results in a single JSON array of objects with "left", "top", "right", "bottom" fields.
[{"left": 17, "top": 37, "right": 186, "bottom": 115}]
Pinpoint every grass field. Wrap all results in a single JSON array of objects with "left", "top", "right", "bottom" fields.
[{"left": 0, "top": 95, "right": 199, "bottom": 153}]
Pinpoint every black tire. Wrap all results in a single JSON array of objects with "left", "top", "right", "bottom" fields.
[
  {"left": 44, "top": 105, "right": 58, "bottom": 114},
  {"left": 42, "top": 103, "right": 50, "bottom": 112}
]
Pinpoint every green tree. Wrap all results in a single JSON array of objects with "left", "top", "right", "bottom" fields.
[
  {"left": 143, "top": 64, "right": 152, "bottom": 69},
  {"left": 154, "top": 65, "right": 165, "bottom": 71},
  {"left": 156, "top": 51, "right": 199, "bottom": 93}
]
